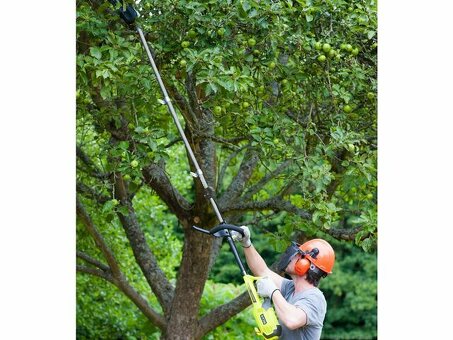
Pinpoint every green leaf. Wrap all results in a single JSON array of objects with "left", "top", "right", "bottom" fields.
[
  {"left": 118, "top": 141, "right": 129, "bottom": 150},
  {"left": 217, "top": 78, "right": 234, "bottom": 91},
  {"left": 102, "top": 200, "right": 115, "bottom": 213},
  {"left": 147, "top": 138, "right": 158, "bottom": 151},
  {"left": 242, "top": 0, "right": 251, "bottom": 12},
  {"left": 117, "top": 206, "right": 129, "bottom": 216},
  {"left": 100, "top": 86, "right": 110, "bottom": 100},
  {"left": 367, "top": 30, "right": 376, "bottom": 39},
  {"left": 312, "top": 211, "right": 321, "bottom": 225},
  {"left": 361, "top": 237, "right": 374, "bottom": 252},
  {"left": 205, "top": 83, "right": 213, "bottom": 96},
  {"left": 248, "top": 9, "right": 258, "bottom": 18},
  {"left": 245, "top": 54, "right": 254, "bottom": 62},
  {"left": 90, "top": 47, "right": 102, "bottom": 60}
]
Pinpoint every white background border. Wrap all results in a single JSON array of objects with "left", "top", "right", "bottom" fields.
[{"left": 1, "top": 0, "right": 452, "bottom": 338}]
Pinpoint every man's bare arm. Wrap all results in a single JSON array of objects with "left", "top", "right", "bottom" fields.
[
  {"left": 243, "top": 245, "right": 284, "bottom": 289},
  {"left": 272, "top": 291, "right": 307, "bottom": 330}
]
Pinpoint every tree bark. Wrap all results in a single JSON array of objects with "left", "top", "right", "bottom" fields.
[
  {"left": 114, "top": 175, "right": 175, "bottom": 315},
  {"left": 163, "top": 226, "right": 214, "bottom": 339}
]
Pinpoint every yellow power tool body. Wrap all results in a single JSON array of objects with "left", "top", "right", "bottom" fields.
[
  {"left": 243, "top": 274, "right": 282, "bottom": 339},
  {"left": 193, "top": 224, "right": 281, "bottom": 339}
]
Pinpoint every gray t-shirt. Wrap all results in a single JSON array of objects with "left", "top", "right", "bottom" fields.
[{"left": 278, "top": 278, "right": 327, "bottom": 340}]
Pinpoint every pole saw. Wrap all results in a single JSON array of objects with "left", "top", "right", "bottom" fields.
[{"left": 106, "top": 2, "right": 282, "bottom": 338}]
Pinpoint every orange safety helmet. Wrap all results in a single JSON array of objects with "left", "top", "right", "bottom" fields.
[{"left": 295, "top": 239, "right": 335, "bottom": 276}]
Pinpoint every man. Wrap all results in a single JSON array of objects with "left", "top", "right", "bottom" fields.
[{"left": 232, "top": 226, "right": 335, "bottom": 340}]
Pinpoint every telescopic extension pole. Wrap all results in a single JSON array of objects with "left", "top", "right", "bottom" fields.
[
  {"left": 135, "top": 27, "right": 225, "bottom": 223},
  {"left": 108, "top": 0, "right": 246, "bottom": 275}
]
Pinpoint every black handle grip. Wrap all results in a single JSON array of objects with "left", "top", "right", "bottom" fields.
[
  {"left": 210, "top": 224, "right": 245, "bottom": 237},
  {"left": 192, "top": 225, "right": 210, "bottom": 235},
  {"left": 192, "top": 224, "right": 247, "bottom": 274},
  {"left": 192, "top": 224, "right": 245, "bottom": 237}
]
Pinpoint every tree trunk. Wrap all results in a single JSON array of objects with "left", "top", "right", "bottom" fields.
[{"left": 162, "top": 221, "right": 214, "bottom": 339}]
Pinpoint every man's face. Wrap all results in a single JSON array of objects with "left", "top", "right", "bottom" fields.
[{"left": 284, "top": 253, "right": 302, "bottom": 275}]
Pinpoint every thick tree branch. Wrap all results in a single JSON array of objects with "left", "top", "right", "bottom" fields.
[
  {"left": 325, "top": 226, "right": 363, "bottom": 240},
  {"left": 76, "top": 197, "right": 123, "bottom": 277},
  {"left": 224, "top": 197, "right": 311, "bottom": 220},
  {"left": 142, "top": 163, "right": 192, "bottom": 222},
  {"left": 185, "top": 72, "right": 204, "bottom": 122},
  {"left": 197, "top": 292, "right": 251, "bottom": 337},
  {"left": 168, "top": 82, "right": 199, "bottom": 128},
  {"left": 78, "top": 191, "right": 167, "bottom": 328},
  {"left": 77, "top": 265, "right": 166, "bottom": 330},
  {"left": 224, "top": 197, "right": 366, "bottom": 241},
  {"left": 115, "top": 279, "right": 167, "bottom": 330},
  {"left": 113, "top": 174, "right": 175, "bottom": 314},
  {"left": 218, "top": 148, "right": 260, "bottom": 210}
]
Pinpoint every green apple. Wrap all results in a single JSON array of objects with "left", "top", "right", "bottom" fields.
[
  {"left": 217, "top": 28, "right": 225, "bottom": 36},
  {"left": 187, "top": 30, "right": 197, "bottom": 39},
  {"left": 247, "top": 38, "right": 256, "bottom": 47}
]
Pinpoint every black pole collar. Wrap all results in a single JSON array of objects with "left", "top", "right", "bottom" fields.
[{"left": 108, "top": 0, "right": 138, "bottom": 25}]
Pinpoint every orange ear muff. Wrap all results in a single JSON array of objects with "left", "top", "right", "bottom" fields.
[{"left": 295, "top": 257, "right": 311, "bottom": 276}]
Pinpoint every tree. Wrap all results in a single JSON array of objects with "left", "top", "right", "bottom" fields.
[{"left": 76, "top": 0, "right": 377, "bottom": 338}]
